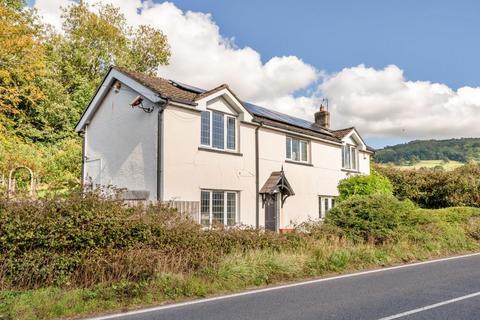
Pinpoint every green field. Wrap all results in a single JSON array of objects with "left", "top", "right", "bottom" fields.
[{"left": 387, "top": 160, "right": 465, "bottom": 170}]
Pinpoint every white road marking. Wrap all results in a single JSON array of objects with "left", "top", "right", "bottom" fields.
[
  {"left": 86, "top": 252, "right": 480, "bottom": 320},
  {"left": 377, "top": 291, "right": 480, "bottom": 320}
]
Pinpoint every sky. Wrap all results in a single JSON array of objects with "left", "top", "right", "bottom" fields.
[{"left": 32, "top": 0, "right": 480, "bottom": 148}]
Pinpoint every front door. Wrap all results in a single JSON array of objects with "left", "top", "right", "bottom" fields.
[{"left": 265, "top": 194, "right": 277, "bottom": 232}]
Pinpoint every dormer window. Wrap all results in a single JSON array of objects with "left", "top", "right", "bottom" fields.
[
  {"left": 201, "top": 110, "right": 236, "bottom": 151},
  {"left": 286, "top": 136, "right": 308, "bottom": 162},
  {"left": 342, "top": 144, "right": 358, "bottom": 170}
]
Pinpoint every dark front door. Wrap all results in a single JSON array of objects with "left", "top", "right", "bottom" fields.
[{"left": 265, "top": 194, "right": 277, "bottom": 232}]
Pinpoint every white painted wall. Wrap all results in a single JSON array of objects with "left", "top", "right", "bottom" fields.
[
  {"left": 358, "top": 151, "right": 371, "bottom": 175},
  {"left": 162, "top": 104, "right": 257, "bottom": 226},
  {"left": 83, "top": 80, "right": 371, "bottom": 228},
  {"left": 258, "top": 127, "right": 346, "bottom": 228},
  {"left": 84, "top": 84, "right": 158, "bottom": 199}
]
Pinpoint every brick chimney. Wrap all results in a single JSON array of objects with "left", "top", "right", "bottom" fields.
[{"left": 314, "top": 104, "right": 330, "bottom": 128}]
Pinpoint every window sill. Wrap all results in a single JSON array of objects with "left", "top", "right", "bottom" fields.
[
  {"left": 285, "top": 160, "right": 313, "bottom": 167},
  {"left": 341, "top": 168, "right": 360, "bottom": 173},
  {"left": 198, "top": 146, "right": 243, "bottom": 156}
]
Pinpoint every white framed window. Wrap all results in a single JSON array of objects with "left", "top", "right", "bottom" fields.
[
  {"left": 200, "top": 190, "right": 237, "bottom": 227},
  {"left": 319, "top": 196, "right": 336, "bottom": 219},
  {"left": 286, "top": 136, "right": 309, "bottom": 162},
  {"left": 200, "top": 110, "right": 237, "bottom": 151},
  {"left": 342, "top": 144, "right": 358, "bottom": 170}
]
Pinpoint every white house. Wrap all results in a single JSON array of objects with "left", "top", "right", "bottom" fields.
[{"left": 75, "top": 66, "right": 372, "bottom": 232}]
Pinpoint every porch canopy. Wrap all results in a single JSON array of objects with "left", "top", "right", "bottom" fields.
[{"left": 259, "top": 169, "right": 295, "bottom": 207}]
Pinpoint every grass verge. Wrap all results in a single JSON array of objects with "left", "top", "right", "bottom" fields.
[{"left": 0, "top": 198, "right": 480, "bottom": 319}]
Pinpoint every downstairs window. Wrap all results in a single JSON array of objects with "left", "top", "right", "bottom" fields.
[
  {"left": 319, "top": 196, "right": 336, "bottom": 219},
  {"left": 200, "top": 190, "right": 237, "bottom": 227}
]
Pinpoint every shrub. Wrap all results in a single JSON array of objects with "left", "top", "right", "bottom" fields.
[
  {"left": 325, "top": 194, "right": 416, "bottom": 244},
  {"left": 375, "top": 164, "right": 480, "bottom": 208},
  {"left": 0, "top": 192, "right": 292, "bottom": 289},
  {"left": 337, "top": 171, "right": 393, "bottom": 202}
]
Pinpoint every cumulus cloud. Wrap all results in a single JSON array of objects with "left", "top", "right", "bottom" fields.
[
  {"left": 322, "top": 65, "right": 480, "bottom": 139},
  {"left": 35, "top": 0, "right": 318, "bottom": 102},
  {"left": 33, "top": 0, "right": 480, "bottom": 142}
]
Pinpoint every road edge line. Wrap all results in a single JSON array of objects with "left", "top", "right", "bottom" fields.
[{"left": 86, "top": 252, "right": 480, "bottom": 320}]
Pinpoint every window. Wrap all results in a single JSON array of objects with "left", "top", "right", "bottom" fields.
[
  {"left": 342, "top": 145, "right": 358, "bottom": 170},
  {"left": 212, "top": 111, "right": 224, "bottom": 149},
  {"left": 200, "top": 191, "right": 210, "bottom": 226},
  {"left": 200, "top": 110, "right": 236, "bottom": 151},
  {"left": 200, "top": 190, "right": 238, "bottom": 227},
  {"left": 200, "top": 111, "right": 210, "bottom": 145},
  {"left": 286, "top": 137, "right": 308, "bottom": 162},
  {"left": 319, "top": 196, "right": 336, "bottom": 219},
  {"left": 227, "top": 117, "right": 236, "bottom": 149}
]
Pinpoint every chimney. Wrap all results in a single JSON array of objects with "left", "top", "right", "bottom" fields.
[{"left": 314, "top": 104, "right": 330, "bottom": 128}]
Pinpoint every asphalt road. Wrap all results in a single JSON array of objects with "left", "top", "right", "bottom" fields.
[{"left": 90, "top": 253, "right": 480, "bottom": 320}]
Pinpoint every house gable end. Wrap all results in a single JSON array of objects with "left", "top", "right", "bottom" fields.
[
  {"left": 195, "top": 87, "right": 253, "bottom": 122},
  {"left": 75, "top": 68, "right": 163, "bottom": 133},
  {"left": 342, "top": 129, "right": 368, "bottom": 151}
]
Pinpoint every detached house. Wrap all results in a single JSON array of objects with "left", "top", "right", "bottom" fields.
[{"left": 75, "top": 67, "right": 372, "bottom": 232}]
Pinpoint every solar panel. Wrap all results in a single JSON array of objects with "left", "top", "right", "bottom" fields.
[
  {"left": 243, "top": 102, "right": 335, "bottom": 137},
  {"left": 167, "top": 80, "right": 334, "bottom": 138},
  {"left": 169, "top": 80, "right": 206, "bottom": 94}
]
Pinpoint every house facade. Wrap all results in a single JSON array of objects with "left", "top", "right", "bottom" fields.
[{"left": 75, "top": 67, "right": 372, "bottom": 232}]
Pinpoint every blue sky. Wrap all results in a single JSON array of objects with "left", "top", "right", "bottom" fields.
[
  {"left": 34, "top": 0, "right": 480, "bottom": 148},
  {"left": 168, "top": 0, "right": 479, "bottom": 90}
]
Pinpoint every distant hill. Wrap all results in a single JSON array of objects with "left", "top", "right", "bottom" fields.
[{"left": 374, "top": 138, "right": 480, "bottom": 164}]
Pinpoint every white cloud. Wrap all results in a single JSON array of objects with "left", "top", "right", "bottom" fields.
[
  {"left": 322, "top": 64, "right": 480, "bottom": 139},
  {"left": 33, "top": 1, "right": 480, "bottom": 142},
  {"left": 34, "top": 0, "right": 75, "bottom": 30}
]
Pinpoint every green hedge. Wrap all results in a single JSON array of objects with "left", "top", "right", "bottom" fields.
[
  {"left": 375, "top": 164, "right": 480, "bottom": 208},
  {"left": 0, "top": 192, "right": 295, "bottom": 289},
  {"left": 325, "top": 194, "right": 417, "bottom": 243}
]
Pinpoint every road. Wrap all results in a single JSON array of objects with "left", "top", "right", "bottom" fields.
[{"left": 90, "top": 253, "right": 480, "bottom": 320}]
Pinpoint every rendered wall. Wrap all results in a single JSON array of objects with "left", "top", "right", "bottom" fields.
[
  {"left": 162, "top": 104, "right": 257, "bottom": 226},
  {"left": 258, "top": 128, "right": 346, "bottom": 228},
  {"left": 84, "top": 85, "right": 158, "bottom": 199}
]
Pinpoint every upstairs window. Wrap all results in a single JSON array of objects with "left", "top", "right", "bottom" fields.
[
  {"left": 201, "top": 110, "right": 236, "bottom": 151},
  {"left": 342, "top": 145, "right": 358, "bottom": 170},
  {"left": 286, "top": 137, "right": 308, "bottom": 162}
]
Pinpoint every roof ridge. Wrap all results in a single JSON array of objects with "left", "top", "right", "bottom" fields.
[{"left": 332, "top": 126, "right": 355, "bottom": 132}]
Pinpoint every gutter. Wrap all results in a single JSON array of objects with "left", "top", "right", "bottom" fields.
[
  {"left": 157, "top": 98, "right": 169, "bottom": 202},
  {"left": 255, "top": 121, "right": 263, "bottom": 229}
]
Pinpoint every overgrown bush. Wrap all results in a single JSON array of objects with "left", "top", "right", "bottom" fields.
[
  {"left": 337, "top": 171, "right": 393, "bottom": 202},
  {"left": 0, "top": 192, "right": 293, "bottom": 289},
  {"left": 2, "top": 193, "right": 480, "bottom": 319},
  {"left": 325, "top": 194, "right": 417, "bottom": 244},
  {"left": 375, "top": 164, "right": 480, "bottom": 208}
]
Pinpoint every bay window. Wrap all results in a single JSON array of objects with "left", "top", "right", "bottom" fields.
[
  {"left": 201, "top": 110, "right": 236, "bottom": 151},
  {"left": 286, "top": 136, "right": 309, "bottom": 162},
  {"left": 200, "top": 190, "right": 237, "bottom": 227}
]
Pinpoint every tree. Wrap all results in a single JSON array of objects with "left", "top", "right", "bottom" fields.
[
  {"left": 0, "top": 2, "right": 46, "bottom": 119},
  {"left": 51, "top": 2, "right": 170, "bottom": 117},
  {"left": 0, "top": 0, "right": 171, "bottom": 192}
]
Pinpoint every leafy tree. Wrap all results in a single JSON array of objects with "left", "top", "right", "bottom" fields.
[
  {"left": 0, "top": 2, "right": 46, "bottom": 121},
  {"left": 52, "top": 2, "right": 170, "bottom": 117},
  {"left": 0, "top": 1, "right": 171, "bottom": 193},
  {"left": 374, "top": 138, "right": 480, "bottom": 164}
]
